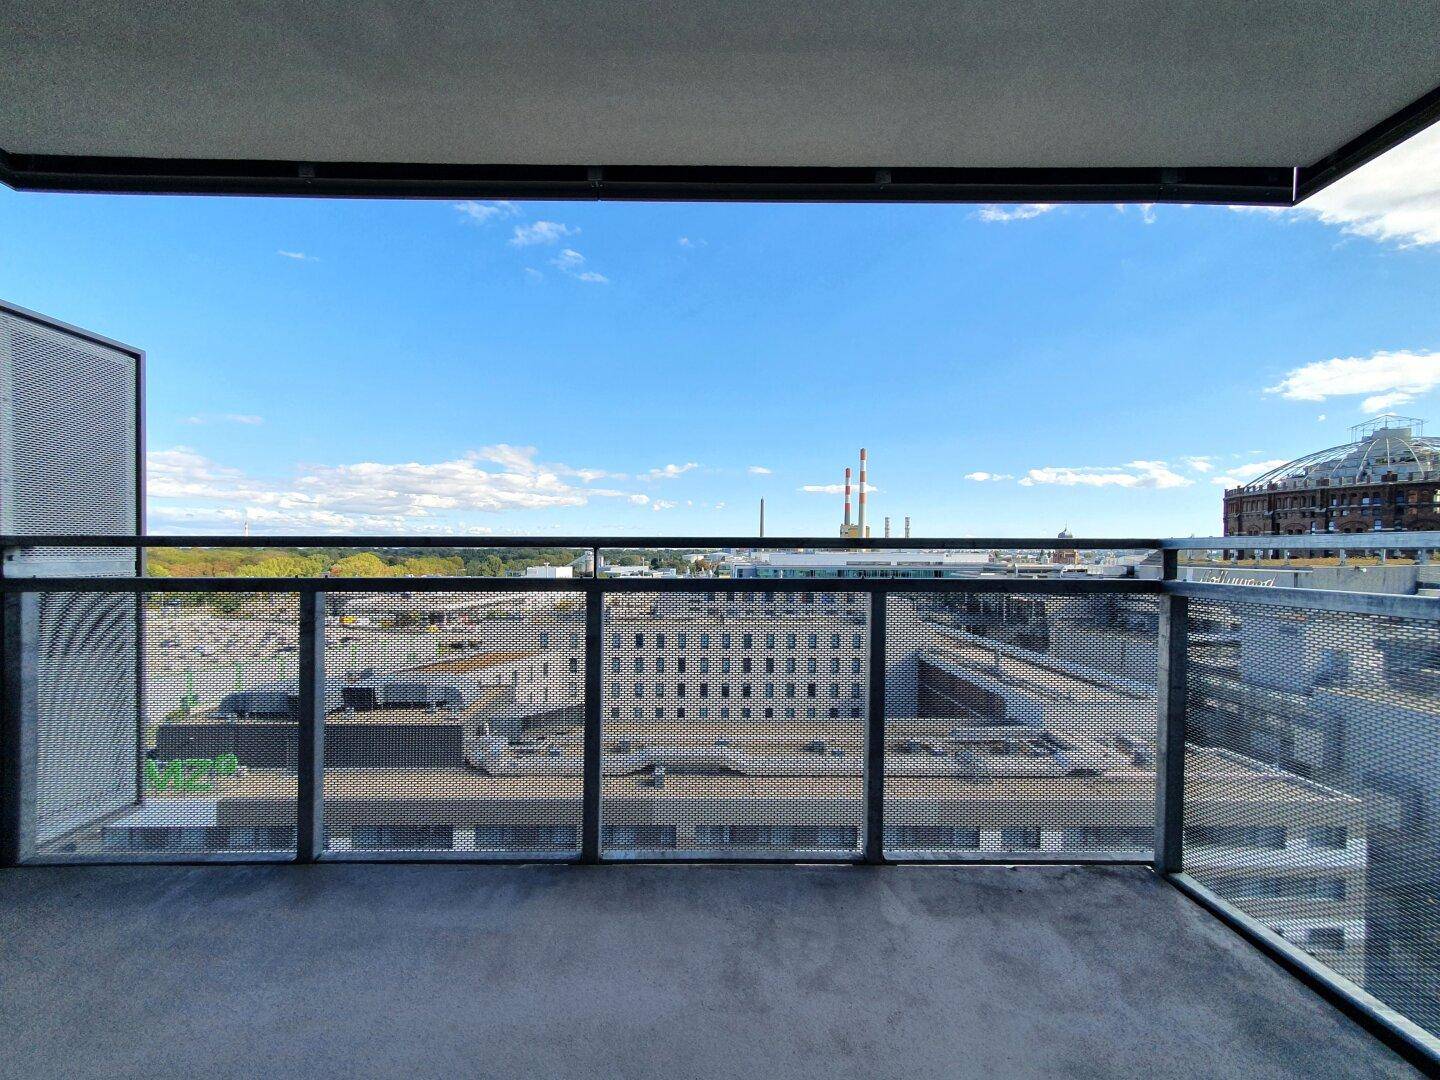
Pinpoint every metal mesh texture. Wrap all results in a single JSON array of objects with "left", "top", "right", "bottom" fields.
[
  {"left": 883, "top": 592, "right": 1158, "bottom": 858},
  {"left": 600, "top": 589, "right": 866, "bottom": 856},
  {"left": 31, "top": 590, "right": 297, "bottom": 858},
  {"left": 1183, "top": 597, "right": 1440, "bottom": 1039},
  {"left": 0, "top": 309, "right": 140, "bottom": 581},
  {"left": 322, "top": 591, "right": 585, "bottom": 855},
  {"left": 0, "top": 310, "right": 137, "bottom": 537}
]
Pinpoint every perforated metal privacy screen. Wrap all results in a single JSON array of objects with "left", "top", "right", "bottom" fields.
[
  {"left": 1183, "top": 597, "right": 1440, "bottom": 1040},
  {"left": 600, "top": 590, "right": 867, "bottom": 856},
  {"left": 883, "top": 592, "right": 1159, "bottom": 857},
  {"left": 0, "top": 308, "right": 138, "bottom": 539},
  {"left": 30, "top": 591, "right": 296, "bottom": 857},
  {"left": 322, "top": 591, "right": 585, "bottom": 855}
]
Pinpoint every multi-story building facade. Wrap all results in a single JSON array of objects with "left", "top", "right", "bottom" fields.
[{"left": 1224, "top": 415, "right": 1440, "bottom": 537}]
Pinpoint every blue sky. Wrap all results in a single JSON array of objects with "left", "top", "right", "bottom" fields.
[{"left": 2, "top": 125, "right": 1439, "bottom": 539}]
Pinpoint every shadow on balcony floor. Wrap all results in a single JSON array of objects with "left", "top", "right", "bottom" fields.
[{"left": 0, "top": 863, "right": 1417, "bottom": 1079}]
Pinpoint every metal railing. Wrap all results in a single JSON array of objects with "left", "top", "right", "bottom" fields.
[{"left": 2, "top": 532, "right": 1440, "bottom": 1068}]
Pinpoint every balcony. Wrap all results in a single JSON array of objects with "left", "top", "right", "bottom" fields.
[{"left": 3, "top": 532, "right": 1439, "bottom": 1075}]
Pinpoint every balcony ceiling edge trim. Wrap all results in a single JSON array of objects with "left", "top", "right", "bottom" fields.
[{"left": 0, "top": 151, "right": 1296, "bottom": 205}]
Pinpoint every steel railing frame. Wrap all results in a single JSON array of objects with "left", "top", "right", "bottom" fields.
[
  {"left": 5, "top": 533, "right": 1440, "bottom": 1065},
  {"left": 0, "top": 566, "right": 1163, "bottom": 872}
]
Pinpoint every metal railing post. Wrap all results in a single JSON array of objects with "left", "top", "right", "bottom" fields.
[
  {"left": 581, "top": 587, "right": 603, "bottom": 862},
  {"left": 1154, "top": 593, "right": 1188, "bottom": 875},
  {"left": 863, "top": 589, "right": 887, "bottom": 864},
  {"left": 1, "top": 590, "right": 39, "bottom": 866},
  {"left": 296, "top": 590, "right": 326, "bottom": 862}
]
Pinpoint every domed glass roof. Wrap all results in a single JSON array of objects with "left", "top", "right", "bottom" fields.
[{"left": 1241, "top": 415, "right": 1440, "bottom": 491}]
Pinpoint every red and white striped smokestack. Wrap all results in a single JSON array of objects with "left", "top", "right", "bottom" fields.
[
  {"left": 843, "top": 466, "right": 852, "bottom": 529},
  {"left": 858, "top": 447, "right": 868, "bottom": 538}
]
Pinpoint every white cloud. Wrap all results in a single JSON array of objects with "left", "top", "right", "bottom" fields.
[
  {"left": 454, "top": 200, "right": 519, "bottom": 224},
  {"left": 963, "top": 471, "right": 1013, "bottom": 482},
  {"left": 523, "top": 267, "right": 543, "bottom": 282},
  {"left": 1265, "top": 349, "right": 1440, "bottom": 412},
  {"left": 277, "top": 250, "right": 318, "bottom": 261},
  {"left": 1180, "top": 456, "right": 1213, "bottom": 473},
  {"left": 1299, "top": 122, "right": 1440, "bottom": 248},
  {"left": 747, "top": 465, "right": 772, "bottom": 475},
  {"left": 645, "top": 462, "right": 699, "bottom": 481},
  {"left": 146, "top": 443, "right": 657, "bottom": 534},
  {"left": 511, "top": 221, "right": 579, "bottom": 246},
  {"left": 800, "top": 483, "right": 882, "bottom": 495},
  {"left": 1317, "top": 414, "right": 1327, "bottom": 422},
  {"left": 975, "top": 204, "right": 1056, "bottom": 223},
  {"left": 1208, "top": 459, "right": 1291, "bottom": 489},
  {"left": 549, "top": 248, "right": 609, "bottom": 283},
  {"left": 651, "top": 500, "right": 678, "bottom": 512},
  {"left": 1230, "top": 123, "right": 1440, "bottom": 248},
  {"left": 1116, "top": 203, "right": 1158, "bottom": 225},
  {"left": 1017, "top": 461, "right": 1192, "bottom": 490}
]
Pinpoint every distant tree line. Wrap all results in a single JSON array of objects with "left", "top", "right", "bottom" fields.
[{"left": 146, "top": 546, "right": 698, "bottom": 578}]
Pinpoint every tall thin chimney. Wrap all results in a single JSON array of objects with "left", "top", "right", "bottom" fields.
[
  {"left": 759, "top": 498, "right": 765, "bottom": 538},
  {"left": 884, "top": 516, "right": 891, "bottom": 538},
  {"left": 858, "top": 448, "right": 868, "bottom": 539},
  {"left": 904, "top": 516, "right": 911, "bottom": 539},
  {"left": 843, "top": 467, "right": 852, "bottom": 530}
]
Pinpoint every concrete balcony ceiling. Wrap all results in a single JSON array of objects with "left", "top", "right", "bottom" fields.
[{"left": 1, "top": 1, "right": 1439, "bottom": 202}]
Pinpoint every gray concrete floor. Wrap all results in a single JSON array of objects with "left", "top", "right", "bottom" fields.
[{"left": 0, "top": 863, "right": 1416, "bottom": 1079}]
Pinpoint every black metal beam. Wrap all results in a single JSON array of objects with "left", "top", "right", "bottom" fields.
[
  {"left": 296, "top": 591, "right": 325, "bottom": 863},
  {"left": 1297, "top": 81, "right": 1440, "bottom": 202},
  {"left": 0, "top": 534, "right": 1160, "bottom": 551},
  {"left": 1153, "top": 595, "right": 1187, "bottom": 875},
  {"left": 0, "top": 150, "right": 1295, "bottom": 205},
  {"left": 863, "top": 592, "right": 887, "bottom": 864},
  {"left": 581, "top": 593, "right": 602, "bottom": 863},
  {"left": 1, "top": 592, "right": 38, "bottom": 866}
]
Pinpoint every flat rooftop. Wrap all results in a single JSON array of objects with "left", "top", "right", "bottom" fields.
[{"left": 0, "top": 863, "right": 1414, "bottom": 1079}]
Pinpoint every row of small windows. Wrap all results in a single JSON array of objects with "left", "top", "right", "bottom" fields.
[
  {"left": 614, "top": 656, "right": 863, "bottom": 675},
  {"left": 612, "top": 632, "right": 863, "bottom": 651},
  {"left": 609, "top": 705, "right": 864, "bottom": 719},
  {"left": 882, "top": 826, "right": 1151, "bottom": 850},
  {"left": 611, "top": 681, "right": 864, "bottom": 699},
  {"left": 1221, "top": 875, "right": 1347, "bottom": 901},
  {"left": 1184, "top": 825, "right": 1348, "bottom": 851}
]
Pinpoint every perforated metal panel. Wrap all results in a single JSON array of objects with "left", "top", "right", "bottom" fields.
[
  {"left": 0, "top": 308, "right": 138, "bottom": 538},
  {"left": 1183, "top": 597, "right": 1440, "bottom": 1038},
  {"left": 29, "top": 591, "right": 296, "bottom": 857},
  {"left": 599, "top": 589, "right": 866, "bottom": 857},
  {"left": 883, "top": 592, "right": 1159, "bottom": 858},
  {"left": 33, "top": 591, "right": 138, "bottom": 845},
  {"left": 322, "top": 591, "right": 585, "bottom": 855}
]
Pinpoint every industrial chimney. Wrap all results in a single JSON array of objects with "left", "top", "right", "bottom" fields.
[
  {"left": 884, "top": 516, "right": 891, "bottom": 538},
  {"left": 904, "top": 516, "right": 911, "bottom": 539},
  {"left": 858, "top": 448, "right": 868, "bottom": 539}
]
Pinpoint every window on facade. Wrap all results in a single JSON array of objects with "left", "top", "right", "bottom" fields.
[{"left": 1307, "top": 825, "right": 1348, "bottom": 850}]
